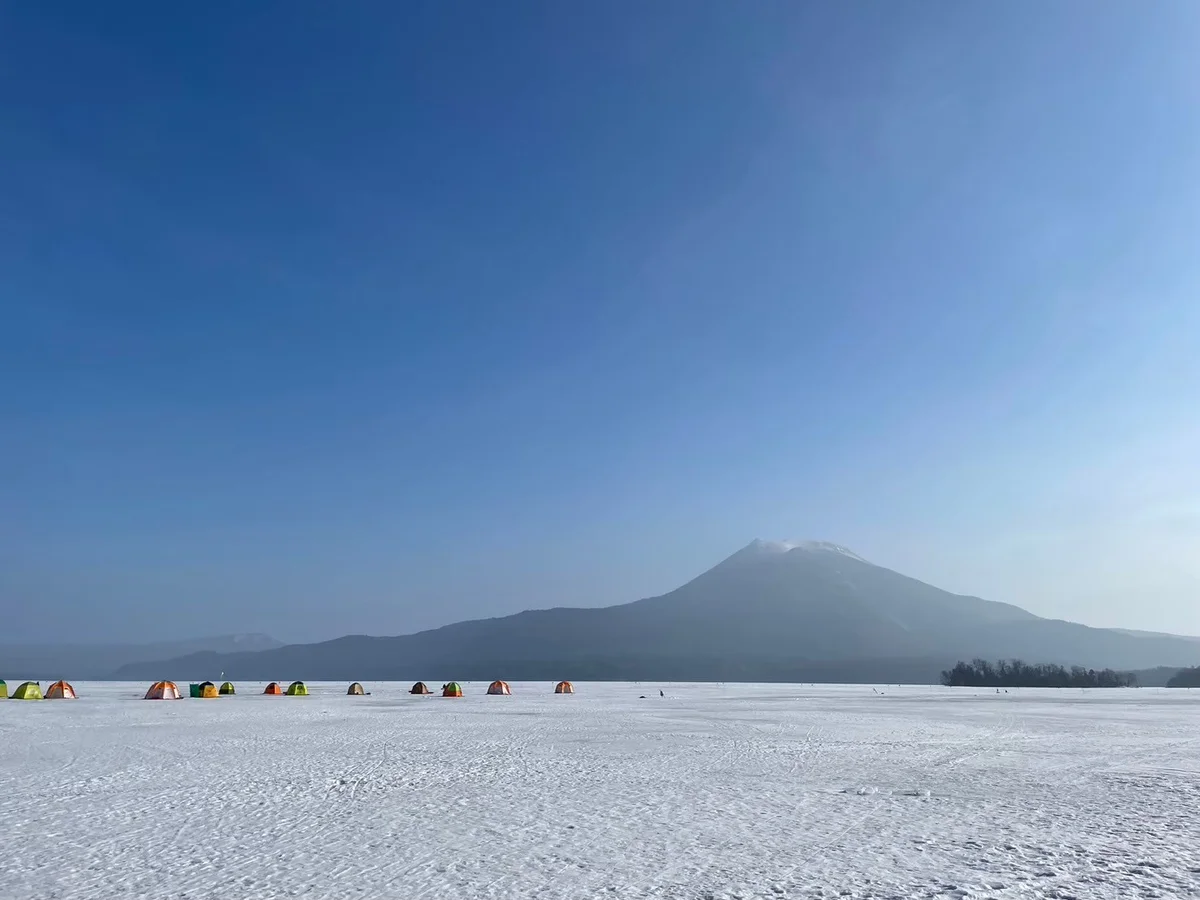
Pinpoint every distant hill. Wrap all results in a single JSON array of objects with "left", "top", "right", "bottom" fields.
[
  {"left": 2, "top": 634, "right": 282, "bottom": 681},
  {"left": 113, "top": 540, "right": 1200, "bottom": 682},
  {"left": 1111, "top": 628, "right": 1200, "bottom": 645},
  {"left": 1132, "top": 666, "right": 1187, "bottom": 687},
  {"left": 1167, "top": 666, "right": 1200, "bottom": 688}
]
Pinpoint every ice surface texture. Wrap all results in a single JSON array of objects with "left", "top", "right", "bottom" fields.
[{"left": 1, "top": 682, "right": 1197, "bottom": 899}]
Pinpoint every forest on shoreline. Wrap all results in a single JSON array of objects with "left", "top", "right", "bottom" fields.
[{"left": 941, "top": 659, "right": 1136, "bottom": 688}]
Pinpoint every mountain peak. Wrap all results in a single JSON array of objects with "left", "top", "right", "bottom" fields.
[{"left": 741, "top": 538, "right": 868, "bottom": 564}]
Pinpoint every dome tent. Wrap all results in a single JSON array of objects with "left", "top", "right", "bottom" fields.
[
  {"left": 219, "top": 682, "right": 235, "bottom": 695},
  {"left": 264, "top": 682, "right": 284, "bottom": 695},
  {"left": 554, "top": 681, "right": 574, "bottom": 694},
  {"left": 0, "top": 680, "right": 7, "bottom": 700},
  {"left": 197, "top": 681, "right": 219, "bottom": 698},
  {"left": 145, "top": 681, "right": 182, "bottom": 700},
  {"left": 12, "top": 682, "right": 43, "bottom": 700},
  {"left": 487, "top": 680, "right": 511, "bottom": 696},
  {"left": 46, "top": 680, "right": 77, "bottom": 699},
  {"left": 286, "top": 681, "right": 308, "bottom": 696},
  {"left": 442, "top": 682, "right": 463, "bottom": 697},
  {"left": 347, "top": 682, "right": 365, "bottom": 695},
  {"left": 410, "top": 682, "right": 431, "bottom": 695}
]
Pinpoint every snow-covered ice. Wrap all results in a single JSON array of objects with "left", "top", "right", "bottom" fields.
[{"left": 2, "top": 682, "right": 1198, "bottom": 899}]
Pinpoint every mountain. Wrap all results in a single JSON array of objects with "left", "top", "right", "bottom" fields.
[
  {"left": 1166, "top": 666, "right": 1200, "bottom": 688},
  {"left": 1133, "top": 666, "right": 1186, "bottom": 687},
  {"left": 112, "top": 541, "right": 1200, "bottom": 682},
  {"left": 1110, "top": 628, "right": 1200, "bottom": 644},
  {"left": 1, "top": 634, "right": 282, "bottom": 681}
]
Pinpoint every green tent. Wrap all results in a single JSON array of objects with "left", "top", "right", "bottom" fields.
[
  {"left": 219, "top": 682, "right": 235, "bottom": 695},
  {"left": 189, "top": 683, "right": 202, "bottom": 698},
  {"left": 12, "top": 681, "right": 43, "bottom": 700},
  {"left": 0, "top": 680, "right": 7, "bottom": 699},
  {"left": 285, "top": 681, "right": 308, "bottom": 696}
]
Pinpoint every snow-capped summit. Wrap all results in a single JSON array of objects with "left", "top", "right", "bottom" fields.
[{"left": 740, "top": 538, "right": 869, "bottom": 564}]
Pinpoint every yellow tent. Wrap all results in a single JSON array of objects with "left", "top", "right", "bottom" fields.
[
  {"left": 286, "top": 681, "right": 308, "bottom": 696},
  {"left": 197, "top": 681, "right": 219, "bottom": 698},
  {"left": 219, "top": 682, "right": 235, "bottom": 695},
  {"left": 12, "top": 681, "right": 42, "bottom": 700},
  {"left": 0, "top": 680, "right": 7, "bottom": 699}
]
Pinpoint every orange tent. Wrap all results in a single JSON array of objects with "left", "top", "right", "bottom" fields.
[
  {"left": 145, "top": 681, "right": 182, "bottom": 700},
  {"left": 410, "top": 682, "right": 431, "bottom": 695},
  {"left": 46, "top": 680, "right": 77, "bottom": 699},
  {"left": 487, "top": 680, "right": 511, "bottom": 696},
  {"left": 554, "top": 681, "right": 574, "bottom": 694},
  {"left": 264, "top": 682, "right": 284, "bottom": 695}
]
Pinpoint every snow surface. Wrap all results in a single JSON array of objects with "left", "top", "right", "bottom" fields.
[{"left": 2, "top": 682, "right": 1198, "bottom": 899}]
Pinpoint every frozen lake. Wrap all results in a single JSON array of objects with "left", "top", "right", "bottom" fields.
[{"left": 1, "top": 682, "right": 1198, "bottom": 899}]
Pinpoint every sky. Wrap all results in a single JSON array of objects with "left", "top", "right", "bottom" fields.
[{"left": 3, "top": 2, "right": 1199, "bottom": 645}]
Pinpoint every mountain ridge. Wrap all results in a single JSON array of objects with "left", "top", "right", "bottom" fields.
[
  {"left": 111, "top": 542, "right": 1200, "bottom": 681},
  {"left": 2, "top": 634, "right": 283, "bottom": 681}
]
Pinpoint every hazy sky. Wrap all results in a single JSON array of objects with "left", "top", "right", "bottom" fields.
[{"left": 3, "top": 3, "right": 1199, "bottom": 645}]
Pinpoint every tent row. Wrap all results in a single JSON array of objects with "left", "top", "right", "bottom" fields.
[
  {"left": 1, "top": 680, "right": 76, "bottom": 700},
  {"left": 143, "top": 680, "right": 306, "bottom": 699},
  {"left": 2, "top": 678, "right": 576, "bottom": 701},
  {"left": 145, "top": 681, "right": 238, "bottom": 699},
  {"left": 136, "top": 680, "right": 573, "bottom": 698},
  {"left": 264, "top": 681, "right": 308, "bottom": 695},
  {"left": 440, "top": 680, "right": 574, "bottom": 695}
]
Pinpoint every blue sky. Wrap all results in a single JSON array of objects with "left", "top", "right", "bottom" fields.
[{"left": 3, "top": 3, "right": 1199, "bottom": 644}]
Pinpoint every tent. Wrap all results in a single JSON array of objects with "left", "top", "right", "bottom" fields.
[
  {"left": 554, "top": 681, "right": 574, "bottom": 694},
  {"left": 442, "top": 682, "right": 463, "bottom": 697},
  {"left": 264, "top": 682, "right": 284, "bottom": 695},
  {"left": 12, "top": 681, "right": 43, "bottom": 700},
  {"left": 347, "top": 682, "right": 365, "bottom": 695},
  {"left": 286, "top": 681, "right": 308, "bottom": 696},
  {"left": 487, "top": 680, "right": 511, "bottom": 696},
  {"left": 219, "top": 682, "right": 235, "bottom": 695},
  {"left": 145, "top": 681, "right": 182, "bottom": 700},
  {"left": 0, "top": 680, "right": 7, "bottom": 699},
  {"left": 46, "top": 680, "right": 77, "bottom": 699},
  {"left": 410, "top": 682, "right": 431, "bottom": 695},
  {"left": 197, "top": 681, "right": 219, "bottom": 698}
]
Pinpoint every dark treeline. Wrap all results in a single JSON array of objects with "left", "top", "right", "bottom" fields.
[
  {"left": 1166, "top": 666, "right": 1200, "bottom": 688},
  {"left": 941, "top": 658, "right": 1136, "bottom": 688}
]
